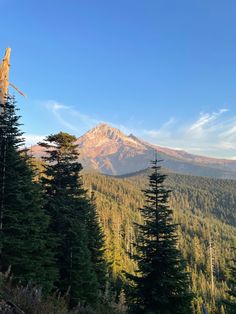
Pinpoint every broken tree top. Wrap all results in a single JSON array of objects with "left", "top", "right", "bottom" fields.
[
  {"left": 0, "top": 48, "right": 26, "bottom": 108},
  {"left": 0, "top": 48, "right": 11, "bottom": 105}
]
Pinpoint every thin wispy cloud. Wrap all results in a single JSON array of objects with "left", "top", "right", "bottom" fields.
[
  {"left": 37, "top": 100, "right": 236, "bottom": 159},
  {"left": 44, "top": 100, "right": 134, "bottom": 136},
  {"left": 143, "top": 118, "right": 177, "bottom": 139},
  {"left": 23, "top": 100, "right": 134, "bottom": 146},
  {"left": 45, "top": 100, "right": 100, "bottom": 134},
  {"left": 188, "top": 109, "right": 229, "bottom": 138},
  {"left": 140, "top": 109, "right": 236, "bottom": 158}
]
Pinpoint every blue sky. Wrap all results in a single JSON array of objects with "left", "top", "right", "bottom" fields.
[{"left": 1, "top": 0, "right": 236, "bottom": 158}]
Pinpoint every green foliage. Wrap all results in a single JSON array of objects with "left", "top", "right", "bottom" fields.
[
  {"left": 2, "top": 98, "right": 236, "bottom": 313},
  {"left": 83, "top": 169, "right": 236, "bottom": 313},
  {"left": 39, "top": 132, "right": 106, "bottom": 308},
  {"left": 224, "top": 249, "right": 236, "bottom": 313},
  {"left": 125, "top": 161, "right": 192, "bottom": 313},
  {"left": 0, "top": 98, "right": 56, "bottom": 292},
  {"left": 86, "top": 192, "right": 108, "bottom": 294}
]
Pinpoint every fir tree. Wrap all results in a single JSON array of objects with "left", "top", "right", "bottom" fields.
[
  {"left": 39, "top": 132, "right": 100, "bottom": 307},
  {"left": 86, "top": 192, "right": 108, "bottom": 294},
  {"left": 127, "top": 159, "right": 193, "bottom": 314},
  {"left": 0, "top": 97, "right": 56, "bottom": 292},
  {"left": 224, "top": 250, "right": 236, "bottom": 313}
]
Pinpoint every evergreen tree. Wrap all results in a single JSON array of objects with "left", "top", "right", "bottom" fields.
[
  {"left": 224, "top": 250, "right": 236, "bottom": 313},
  {"left": 82, "top": 168, "right": 236, "bottom": 314},
  {"left": 39, "top": 132, "right": 101, "bottom": 307},
  {"left": 87, "top": 192, "right": 108, "bottom": 294},
  {"left": 127, "top": 159, "right": 193, "bottom": 314},
  {"left": 0, "top": 97, "right": 56, "bottom": 292}
]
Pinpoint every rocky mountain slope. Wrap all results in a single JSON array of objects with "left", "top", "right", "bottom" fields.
[{"left": 31, "top": 123, "right": 236, "bottom": 179}]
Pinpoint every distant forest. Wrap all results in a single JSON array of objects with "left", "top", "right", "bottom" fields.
[
  {"left": 1, "top": 97, "right": 236, "bottom": 314},
  {"left": 83, "top": 170, "right": 236, "bottom": 313}
]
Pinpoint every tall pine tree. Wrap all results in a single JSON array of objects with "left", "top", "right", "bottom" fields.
[
  {"left": 39, "top": 132, "right": 106, "bottom": 307},
  {"left": 127, "top": 159, "right": 193, "bottom": 314},
  {"left": 0, "top": 97, "right": 56, "bottom": 292}
]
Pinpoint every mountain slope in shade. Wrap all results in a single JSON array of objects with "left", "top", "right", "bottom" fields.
[{"left": 31, "top": 123, "right": 236, "bottom": 179}]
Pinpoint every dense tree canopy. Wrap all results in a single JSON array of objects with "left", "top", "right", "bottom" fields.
[
  {"left": 1, "top": 98, "right": 236, "bottom": 314},
  {"left": 0, "top": 98, "right": 56, "bottom": 292},
  {"left": 83, "top": 170, "right": 236, "bottom": 313},
  {"left": 39, "top": 132, "right": 107, "bottom": 308}
]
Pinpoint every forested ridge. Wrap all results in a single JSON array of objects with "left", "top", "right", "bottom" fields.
[
  {"left": 1, "top": 98, "right": 236, "bottom": 314},
  {"left": 83, "top": 170, "right": 236, "bottom": 313}
]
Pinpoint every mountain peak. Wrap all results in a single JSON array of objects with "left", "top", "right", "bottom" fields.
[
  {"left": 93, "top": 122, "right": 111, "bottom": 129},
  {"left": 77, "top": 123, "right": 147, "bottom": 161},
  {"left": 87, "top": 123, "right": 126, "bottom": 140},
  {"left": 31, "top": 123, "right": 236, "bottom": 178}
]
